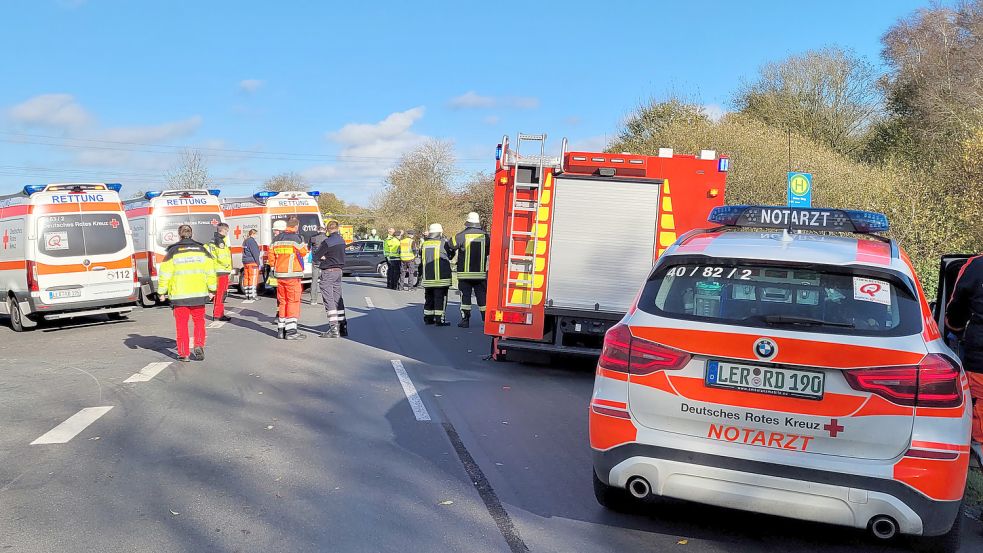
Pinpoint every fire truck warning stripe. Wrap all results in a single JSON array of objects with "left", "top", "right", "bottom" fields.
[{"left": 630, "top": 326, "right": 925, "bottom": 369}]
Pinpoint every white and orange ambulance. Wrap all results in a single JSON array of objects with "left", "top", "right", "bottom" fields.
[
  {"left": 123, "top": 189, "right": 225, "bottom": 306},
  {"left": 221, "top": 190, "right": 323, "bottom": 290},
  {"left": 0, "top": 183, "right": 137, "bottom": 331},
  {"left": 590, "top": 205, "right": 972, "bottom": 552}
]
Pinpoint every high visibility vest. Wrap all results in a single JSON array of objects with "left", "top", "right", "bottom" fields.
[
  {"left": 452, "top": 227, "right": 490, "bottom": 280},
  {"left": 421, "top": 238, "right": 452, "bottom": 288},
  {"left": 206, "top": 235, "right": 233, "bottom": 275},
  {"left": 399, "top": 237, "right": 416, "bottom": 261},
  {"left": 157, "top": 239, "right": 218, "bottom": 306},
  {"left": 384, "top": 236, "right": 401, "bottom": 259},
  {"left": 268, "top": 231, "right": 308, "bottom": 278}
]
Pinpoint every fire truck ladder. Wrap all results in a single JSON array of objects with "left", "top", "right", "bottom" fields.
[{"left": 504, "top": 133, "right": 553, "bottom": 308}]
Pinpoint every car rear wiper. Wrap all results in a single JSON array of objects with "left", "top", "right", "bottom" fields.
[{"left": 757, "top": 314, "right": 855, "bottom": 328}]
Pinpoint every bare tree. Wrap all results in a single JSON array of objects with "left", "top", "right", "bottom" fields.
[
  {"left": 166, "top": 149, "right": 209, "bottom": 190},
  {"left": 455, "top": 171, "right": 495, "bottom": 227},
  {"left": 734, "top": 47, "right": 882, "bottom": 155},
  {"left": 263, "top": 171, "right": 310, "bottom": 192},
  {"left": 374, "top": 139, "right": 458, "bottom": 233}
]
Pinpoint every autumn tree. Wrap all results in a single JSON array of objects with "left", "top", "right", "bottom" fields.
[
  {"left": 263, "top": 171, "right": 310, "bottom": 192},
  {"left": 166, "top": 149, "right": 209, "bottom": 190},
  {"left": 374, "top": 139, "right": 459, "bottom": 234}
]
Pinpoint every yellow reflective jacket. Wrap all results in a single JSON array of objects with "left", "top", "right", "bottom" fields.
[
  {"left": 399, "top": 237, "right": 416, "bottom": 261},
  {"left": 205, "top": 234, "right": 233, "bottom": 275},
  {"left": 158, "top": 238, "right": 217, "bottom": 306},
  {"left": 384, "top": 236, "right": 401, "bottom": 260}
]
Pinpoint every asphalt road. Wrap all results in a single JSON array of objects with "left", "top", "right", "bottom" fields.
[{"left": 0, "top": 275, "right": 980, "bottom": 552}]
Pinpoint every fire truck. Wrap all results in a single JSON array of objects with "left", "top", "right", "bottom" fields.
[{"left": 484, "top": 133, "right": 729, "bottom": 360}]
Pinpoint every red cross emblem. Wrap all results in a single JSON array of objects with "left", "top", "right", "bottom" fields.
[
  {"left": 823, "top": 419, "right": 844, "bottom": 438},
  {"left": 2, "top": 230, "right": 8, "bottom": 250},
  {"left": 110, "top": 219, "right": 120, "bottom": 229},
  {"left": 210, "top": 218, "right": 219, "bottom": 226},
  {"left": 234, "top": 225, "right": 242, "bottom": 240}
]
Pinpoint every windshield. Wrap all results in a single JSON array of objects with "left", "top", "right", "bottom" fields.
[
  {"left": 37, "top": 213, "right": 128, "bottom": 258},
  {"left": 156, "top": 214, "right": 222, "bottom": 247},
  {"left": 272, "top": 214, "right": 322, "bottom": 242},
  {"left": 639, "top": 260, "right": 922, "bottom": 336}
]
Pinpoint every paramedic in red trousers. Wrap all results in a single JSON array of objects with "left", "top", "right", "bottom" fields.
[
  {"left": 206, "top": 222, "right": 233, "bottom": 321},
  {"left": 268, "top": 217, "right": 308, "bottom": 340},
  {"left": 240, "top": 229, "right": 261, "bottom": 300},
  {"left": 313, "top": 220, "right": 347, "bottom": 338},
  {"left": 157, "top": 225, "right": 217, "bottom": 362},
  {"left": 421, "top": 223, "right": 454, "bottom": 326},
  {"left": 269, "top": 219, "right": 287, "bottom": 325},
  {"left": 945, "top": 255, "right": 983, "bottom": 466},
  {"left": 451, "top": 212, "right": 490, "bottom": 328}
]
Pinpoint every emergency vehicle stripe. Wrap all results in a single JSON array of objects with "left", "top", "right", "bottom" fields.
[
  {"left": 675, "top": 233, "right": 717, "bottom": 254},
  {"left": 0, "top": 260, "right": 27, "bottom": 270},
  {"left": 914, "top": 405, "right": 967, "bottom": 418},
  {"left": 152, "top": 206, "right": 222, "bottom": 214},
  {"left": 855, "top": 240, "right": 891, "bottom": 265},
  {"left": 31, "top": 202, "right": 123, "bottom": 214},
  {"left": 592, "top": 398, "right": 628, "bottom": 410},
  {"left": 37, "top": 257, "right": 132, "bottom": 275},
  {"left": 223, "top": 208, "right": 266, "bottom": 216},
  {"left": 589, "top": 408, "right": 637, "bottom": 450},
  {"left": 597, "top": 368, "right": 628, "bottom": 381},
  {"left": 666, "top": 375, "right": 866, "bottom": 416},
  {"left": 629, "top": 370, "right": 678, "bottom": 395},
  {"left": 630, "top": 326, "right": 925, "bottom": 368},
  {"left": 910, "top": 440, "right": 972, "bottom": 452},
  {"left": 656, "top": 179, "right": 677, "bottom": 255},
  {"left": 893, "top": 453, "right": 970, "bottom": 501},
  {"left": 124, "top": 207, "right": 151, "bottom": 217},
  {"left": 0, "top": 205, "right": 30, "bottom": 217},
  {"left": 848, "top": 394, "right": 913, "bottom": 417}
]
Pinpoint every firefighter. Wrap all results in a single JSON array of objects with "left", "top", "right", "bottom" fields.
[
  {"left": 308, "top": 225, "right": 328, "bottom": 305},
  {"left": 206, "top": 222, "right": 233, "bottom": 322},
  {"left": 945, "top": 255, "right": 983, "bottom": 466},
  {"left": 399, "top": 230, "right": 417, "bottom": 291},
  {"left": 313, "top": 220, "right": 347, "bottom": 338},
  {"left": 157, "top": 224, "right": 217, "bottom": 362},
  {"left": 421, "top": 223, "right": 454, "bottom": 326},
  {"left": 384, "top": 228, "right": 401, "bottom": 290},
  {"left": 241, "top": 229, "right": 261, "bottom": 300},
  {"left": 452, "top": 212, "right": 490, "bottom": 328},
  {"left": 268, "top": 217, "right": 308, "bottom": 340}
]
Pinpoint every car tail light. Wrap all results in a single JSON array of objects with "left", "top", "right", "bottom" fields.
[
  {"left": 597, "top": 324, "right": 691, "bottom": 376},
  {"left": 843, "top": 354, "right": 962, "bottom": 408},
  {"left": 132, "top": 256, "right": 139, "bottom": 284},
  {"left": 496, "top": 310, "right": 531, "bottom": 324},
  {"left": 25, "top": 261, "right": 39, "bottom": 292}
]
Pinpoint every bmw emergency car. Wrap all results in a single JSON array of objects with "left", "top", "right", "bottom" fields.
[{"left": 590, "top": 206, "right": 972, "bottom": 552}]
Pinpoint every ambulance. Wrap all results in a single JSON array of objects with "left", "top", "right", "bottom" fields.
[
  {"left": 0, "top": 183, "right": 137, "bottom": 331},
  {"left": 221, "top": 190, "right": 323, "bottom": 290},
  {"left": 590, "top": 205, "right": 971, "bottom": 552},
  {"left": 123, "top": 189, "right": 224, "bottom": 306}
]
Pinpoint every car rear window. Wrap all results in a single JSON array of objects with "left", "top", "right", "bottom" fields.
[
  {"left": 639, "top": 260, "right": 922, "bottom": 336},
  {"left": 37, "top": 214, "right": 127, "bottom": 258},
  {"left": 156, "top": 214, "right": 221, "bottom": 246}
]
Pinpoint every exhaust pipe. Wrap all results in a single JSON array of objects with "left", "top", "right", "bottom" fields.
[
  {"left": 869, "top": 516, "right": 898, "bottom": 540},
  {"left": 627, "top": 476, "right": 651, "bottom": 499}
]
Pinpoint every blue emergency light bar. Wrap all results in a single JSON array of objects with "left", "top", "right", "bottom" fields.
[
  {"left": 106, "top": 183, "right": 122, "bottom": 192},
  {"left": 23, "top": 185, "right": 46, "bottom": 195},
  {"left": 708, "top": 205, "right": 889, "bottom": 234},
  {"left": 208, "top": 189, "right": 221, "bottom": 197},
  {"left": 307, "top": 191, "right": 320, "bottom": 197},
  {"left": 495, "top": 144, "right": 503, "bottom": 161},
  {"left": 254, "top": 191, "right": 278, "bottom": 200},
  {"left": 145, "top": 191, "right": 162, "bottom": 200}
]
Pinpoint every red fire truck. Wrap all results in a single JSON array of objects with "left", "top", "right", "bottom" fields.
[{"left": 484, "top": 133, "right": 729, "bottom": 360}]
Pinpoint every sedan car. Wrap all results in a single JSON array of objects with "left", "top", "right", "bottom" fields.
[{"left": 343, "top": 240, "right": 387, "bottom": 277}]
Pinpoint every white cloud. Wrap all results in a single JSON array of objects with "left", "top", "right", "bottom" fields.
[
  {"left": 704, "top": 104, "right": 728, "bottom": 122},
  {"left": 448, "top": 91, "right": 539, "bottom": 110},
  {"left": 99, "top": 116, "right": 203, "bottom": 143},
  {"left": 326, "top": 106, "right": 427, "bottom": 158},
  {"left": 239, "top": 79, "right": 264, "bottom": 93},
  {"left": 8, "top": 93, "right": 93, "bottom": 130}
]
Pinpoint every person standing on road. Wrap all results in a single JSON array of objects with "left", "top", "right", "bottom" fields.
[
  {"left": 421, "top": 223, "right": 454, "bottom": 326},
  {"left": 241, "top": 229, "right": 261, "bottom": 300},
  {"left": 269, "top": 219, "right": 287, "bottom": 325},
  {"left": 206, "top": 222, "right": 233, "bottom": 322},
  {"left": 268, "top": 217, "right": 308, "bottom": 340},
  {"left": 452, "top": 212, "right": 491, "bottom": 328},
  {"left": 945, "top": 255, "right": 983, "bottom": 466},
  {"left": 384, "top": 228, "right": 401, "bottom": 290},
  {"left": 313, "top": 221, "right": 347, "bottom": 338},
  {"left": 399, "top": 230, "right": 417, "bottom": 291},
  {"left": 157, "top": 224, "right": 217, "bottom": 362},
  {"left": 308, "top": 225, "right": 328, "bottom": 305}
]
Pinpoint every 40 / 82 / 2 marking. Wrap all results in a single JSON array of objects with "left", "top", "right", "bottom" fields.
[{"left": 667, "top": 266, "right": 753, "bottom": 280}]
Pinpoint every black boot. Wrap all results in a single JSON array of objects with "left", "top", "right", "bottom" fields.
[
  {"left": 339, "top": 321, "right": 348, "bottom": 337},
  {"left": 424, "top": 315, "right": 434, "bottom": 325},
  {"left": 435, "top": 317, "right": 450, "bottom": 327},
  {"left": 458, "top": 314, "right": 470, "bottom": 328}
]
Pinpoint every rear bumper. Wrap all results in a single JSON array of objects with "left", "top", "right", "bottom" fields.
[
  {"left": 23, "top": 291, "right": 137, "bottom": 316},
  {"left": 593, "top": 443, "right": 961, "bottom": 536},
  {"left": 498, "top": 338, "right": 599, "bottom": 357}
]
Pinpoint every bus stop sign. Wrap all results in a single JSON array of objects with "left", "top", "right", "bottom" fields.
[{"left": 787, "top": 172, "right": 813, "bottom": 208}]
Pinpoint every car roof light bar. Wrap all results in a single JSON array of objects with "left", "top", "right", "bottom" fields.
[{"left": 708, "top": 205, "right": 889, "bottom": 234}]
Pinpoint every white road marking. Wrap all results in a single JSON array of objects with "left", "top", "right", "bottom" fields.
[
  {"left": 365, "top": 296, "right": 375, "bottom": 308},
  {"left": 355, "top": 276, "right": 361, "bottom": 282},
  {"left": 123, "top": 362, "right": 171, "bottom": 383},
  {"left": 31, "top": 407, "right": 113, "bottom": 445},
  {"left": 242, "top": 299, "right": 255, "bottom": 304},
  {"left": 390, "top": 360, "right": 430, "bottom": 421},
  {"left": 207, "top": 320, "right": 226, "bottom": 329}
]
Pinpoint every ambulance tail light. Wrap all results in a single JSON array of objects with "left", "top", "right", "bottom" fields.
[
  {"left": 131, "top": 256, "right": 139, "bottom": 284},
  {"left": 597, "top": 324, "right": 690, "bottom": 376},
  {"left": 25, "top": 261, "right": 39, "bottom": 292},
  {"left": 148, "top": 255, "right": 157, "bottom": 278},
  {"left": 843, "top": 354, "right": 962, "bottom": 408}
]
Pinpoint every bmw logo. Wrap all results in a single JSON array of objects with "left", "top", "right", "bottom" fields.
[{"left": 753, "top": 338, "right": 777, "bottom": 360}]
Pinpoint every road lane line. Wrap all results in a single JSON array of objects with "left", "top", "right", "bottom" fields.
[
  {"left": 123, "top": 362, "right": 171, "bottom": 383},
  {"left": 207, "top": 320, "right": 226, "bottom": 329},
  {"left": 390, "top": 360, "right": 430, "bottom": 421},
  {"left": 30, "top": 407, "right": 113, "bottom": 445},
  {"left": 365, "top": 296, "right": 375, "bottom": 308}
]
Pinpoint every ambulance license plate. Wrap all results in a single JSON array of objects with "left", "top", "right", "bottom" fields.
[
  {"left": 705, "top": 360, "right": 824, "bottom": 400},
  {"left": 49, "top": 289, "right": 82, "bottom": 299}
]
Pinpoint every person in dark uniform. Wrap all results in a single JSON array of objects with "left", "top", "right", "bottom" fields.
[
  {"left": 308, "top": 225, "right": 328, "bottom": 305},
  {"left": 451, "top": 212, "right": 490, "bottom": 328},
  {"left": 313, "top": 221, "right": 348, "bottom": 338},
  {"left": 421, "top": 223, "right": 454, "bottom": 326},
  {"left": 945, "top": 254, "right": 983, "bottom": 466}
]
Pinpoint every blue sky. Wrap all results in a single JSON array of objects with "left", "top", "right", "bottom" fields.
[{"left": 0, "top": 0, "right": 935, "bottom": 204}]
